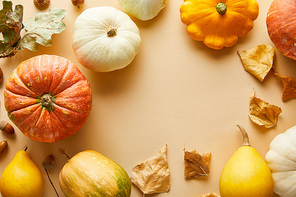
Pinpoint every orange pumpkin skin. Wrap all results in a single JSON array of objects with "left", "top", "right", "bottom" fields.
[
  {"left": 4, "top": 55, "right": 92, "bottom": 143},
  {"left": 267, "top": 0, "right": 296, "bottom": 61},
  {"left": 180, "top": 0, "right": 259, "bottom": 50}
]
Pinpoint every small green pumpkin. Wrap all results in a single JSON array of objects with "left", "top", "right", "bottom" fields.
[{"left": 59, "top": 150, "right": 131, "bottom": 197}]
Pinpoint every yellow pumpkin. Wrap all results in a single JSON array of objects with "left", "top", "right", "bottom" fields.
[{"left": 180, "top": 0, "right": 259, "bottom": 50}]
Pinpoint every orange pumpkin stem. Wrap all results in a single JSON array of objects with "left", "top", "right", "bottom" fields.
[
  {"left": 216, "top": 2, "right": 227, "bottom": 15},
  {"left": 41, "top": 94, "right": 54, "bottom": 110}
]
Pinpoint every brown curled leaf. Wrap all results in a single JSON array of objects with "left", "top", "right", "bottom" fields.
[
  {"left": 184, "top": 149, "right": 211, "bottom": 179},
  {"left": 275, "top": 73, "right": 296, "bottom": 102},
  {"left": 249, "top": 90, "right": 282, "bottom": 128},
  {"left": 238, "top": 44, "right": 274, "bottom": 82},
  {"left": 131, "top": 145, "right": 170, "bottom": 195}
]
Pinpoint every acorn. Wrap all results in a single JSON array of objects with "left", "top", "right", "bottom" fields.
[
  {"left": 72, "top": 0, "right": 84, "bottom": 8},
  {"left": 0, "top": 121, "right": 15, "bottom": 135},
  {"left": 0, "top": 140, "right": 8, "bottom": 154},
  {"left": 34, "top": 0, "right": 50, "bottom": 10}
]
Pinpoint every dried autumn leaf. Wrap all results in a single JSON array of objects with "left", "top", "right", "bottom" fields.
[
  {"left": 19, "top": 8, "right": 66, "bottom": 51},
  {"left": 200, "top": 192, "right": 220, "bottom": 197},
  {"left": 275, "top": 73, "right": 296, "bottom": 102},
  {"left": 0, "top": 1, "right": 66, "bottom": 58},
  {"left": 249, "top": 91, "right": 282, "bottom": 128},
  {"left": 131, "top": 145, "right": 170, "bottom": 195},
  {"left": 238, "top": 44, "right": 274, "bottom": 82},
  {"left": 184, "top": 149, "right": 211, "bottom": 179},
  {"left": 0, "top": 0, "right": 23, "bottom": 57}
]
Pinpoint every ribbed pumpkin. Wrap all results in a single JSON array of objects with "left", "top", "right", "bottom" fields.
[
  {"left": 59, "top": 150, "right": 131, "bottom": 197},
  {"left": 72, "top": 6, "right": 141, "bottom": 72},
  {"left": 180, "top": 0, "right": 259, "bottom": 49},
  {"left": 266, "top": 0, "right": 296, "bottom": 61},
  {"left": 4, "top": 55, "right": 92, "bottom": 143},
  {"left": 265, "top": 125, "right": 296, "bottom": 197}
]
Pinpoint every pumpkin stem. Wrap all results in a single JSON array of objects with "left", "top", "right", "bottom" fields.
[
  {"left": 216, "top": 2, "right": 227, "bottom": 15},
  {"left": 40, "top": 94, "right": 54, "bottom": 110},
  {"left": 237, "top": 125, "right": 251, "bottom": 146},
  {"left": 107, "top": 27, "right": 117, "bottom": 37}
]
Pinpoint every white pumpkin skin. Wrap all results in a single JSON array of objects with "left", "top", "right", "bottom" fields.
[
  {"left": 72, "top": 6, "right": 142, "bottom": 72},
  {"left": 265, "top": 125, "right": 296, "bottom": 197},
  {"left": 118, "top": 0, "right": 167, "bottom": 21}
]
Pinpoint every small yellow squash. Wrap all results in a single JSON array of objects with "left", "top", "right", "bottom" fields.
[{"left": 180, "top": 0, "right": 259, "bottom": 49}]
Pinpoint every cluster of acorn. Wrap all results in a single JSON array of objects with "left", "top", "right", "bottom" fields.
[
  {"left": 0, "top": 121, "right": 15, "bottom": 154},
  {"left": 0, "top": 68, "right": 15, "bottom": 155}
]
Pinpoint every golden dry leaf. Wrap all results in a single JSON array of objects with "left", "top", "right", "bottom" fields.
[
  {"left": 249, "top": 91, "right": 282, "bottom": 128},
  {"left": 130, "top": 145, "right": 170, "bottom": 195},
  {"left": 184, "top": 149, "right": 211, "bottom": 179},
  {"left": 200, "top": 192, "right": 220, "bottom": 197},
  {"left": 275, "top": 73, "right": 296, "bottom": 102},
  {"left": 238, "top": 44, "right": 274, "bottom": 82}
]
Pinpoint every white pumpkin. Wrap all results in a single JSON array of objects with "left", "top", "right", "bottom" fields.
[
  {"left": 118, "top": 0, "right": 167, "bottom": 21},
  {"left": 265, "top": 125, "right": 296, "bottom": 197},
  {"left": 72, "top": 6, "right": 142, "bottom": 72}
]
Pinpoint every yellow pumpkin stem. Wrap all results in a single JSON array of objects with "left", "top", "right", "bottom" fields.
[
  {"left": 23, "top": 145, "right": 28, "bottom": 151},
  {"left": 237, "top": 125, "right": 251, "bottom": 146},
  {"left": 216, "top": 2, "right": 227, "bottom": 15}
]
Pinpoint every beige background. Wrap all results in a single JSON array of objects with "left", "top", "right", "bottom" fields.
[{"left": 0, "top": 0, "right": 295, "bottom": 196}]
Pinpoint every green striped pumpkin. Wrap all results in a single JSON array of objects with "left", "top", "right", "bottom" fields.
[{"left": 59, "top": 150, "right": 131, "bottom": 197}]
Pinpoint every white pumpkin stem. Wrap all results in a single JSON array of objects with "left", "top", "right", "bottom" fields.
[
  {"left": 237, "top": 125, "right": 251, "bottom": 146},
  {"left": 107, "top": 27, "right": 117, "bottom": 37}
]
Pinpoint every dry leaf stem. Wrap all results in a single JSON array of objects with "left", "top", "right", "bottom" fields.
[
  {"left": 42, "top": 155, "right": 59, "bottom": 197},
  {"left": 58, "top": 148, "right": 71, "bottom": 159},
  {"left": 44, "top": 167, "right": 59, "bottom": 197}
]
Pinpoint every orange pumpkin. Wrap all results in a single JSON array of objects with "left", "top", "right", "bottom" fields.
[
  {"left": 180, "top": 0, "right": 259, "bottom": 49},
  {"left": 4, "top": 55, "right": 92, "bottom": 143},
  {"left": 267, "top": 0, "right": 296, "bottom": 61}
]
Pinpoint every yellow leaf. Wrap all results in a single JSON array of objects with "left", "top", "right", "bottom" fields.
[
  {"left": 275, "top": 73, "right": 296, "bottom": 102},
  {"left": 130, "top": 145, "right": 170, "bottom": 195},
  {"left": 184, "top": 149, "right": 211, "bottom": 179},
  {"left": 249, "top": 91, "right": 282, "bottom": 128},
  {"left": 238, "top": 44, "right": 274, "bottom": 82}
]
